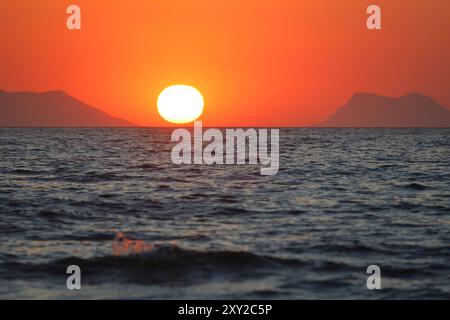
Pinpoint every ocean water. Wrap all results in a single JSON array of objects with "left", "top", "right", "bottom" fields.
[{"left": 0, "top": 128, "right": 449, "bottom": 299}]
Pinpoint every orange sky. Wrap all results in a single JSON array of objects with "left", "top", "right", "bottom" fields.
[{"left": 1, "top": 0, "right": 449, "bottom": 126}]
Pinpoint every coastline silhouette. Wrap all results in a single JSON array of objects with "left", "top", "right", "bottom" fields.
[
  {"left": 317, "top": 92, "right": 450, "bottom": 127},
  {"left": 0, "top": 89, "right": 134, "bottom": 127}
]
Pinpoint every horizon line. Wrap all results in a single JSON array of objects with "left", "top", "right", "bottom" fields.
[{"left": 0, "top": 126, "right": 449, "bottom": 129}]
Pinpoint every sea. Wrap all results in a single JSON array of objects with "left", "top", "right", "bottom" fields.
[{"left": 0, "top": 128, "right": 449, "bottom": 299}]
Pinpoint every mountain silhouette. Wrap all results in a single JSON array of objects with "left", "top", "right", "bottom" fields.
[
  {"left": 0, "top": 90, "right": 135, "bottom": 127},
  {"left": 317, "top": 93, "right": 450, "bottom": 127}
]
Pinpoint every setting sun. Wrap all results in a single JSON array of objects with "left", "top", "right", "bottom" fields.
[{"left": 157, "top": 85, "right": 204, "bottom": 124}]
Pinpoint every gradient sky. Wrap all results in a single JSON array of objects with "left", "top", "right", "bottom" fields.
[{"left": 1, "top": 0, "right": 449, "bottom": 126}]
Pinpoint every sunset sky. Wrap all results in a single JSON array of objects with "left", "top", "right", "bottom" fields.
[{"left": 1, "top": 0, "right": 449, "bottom": 126}]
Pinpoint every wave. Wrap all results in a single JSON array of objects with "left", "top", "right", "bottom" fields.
[
  {"left": 403, "top": 183, "right": 429, "bottom": 190},
  {"left": 2, "top": 243, "right": 303, "bottom": 285},
  {"left": 10, "top": 168, "right": 46, "bottom": 175},
  {"left": 211, "top": 207, "right": 250, "bottom": 215}
]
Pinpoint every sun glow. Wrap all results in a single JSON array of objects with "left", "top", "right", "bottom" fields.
[{"left": 157, "top": 85, "right": 204, "bottom": 124}]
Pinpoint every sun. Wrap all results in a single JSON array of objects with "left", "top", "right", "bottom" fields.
[{"left": 157, "top": 85, "right": 204, "bottom": 124}]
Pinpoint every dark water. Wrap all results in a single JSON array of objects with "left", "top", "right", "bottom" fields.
[{"left": 0, "top": 128, "right": 449, "bottom": 299}]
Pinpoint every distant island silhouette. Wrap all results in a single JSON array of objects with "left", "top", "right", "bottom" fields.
[
  {"left": 317, "top": 93, "right": 450, "bottom": 127},
  {"left": 0, "top": 90, "right": 135, "bottom": 127}
]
